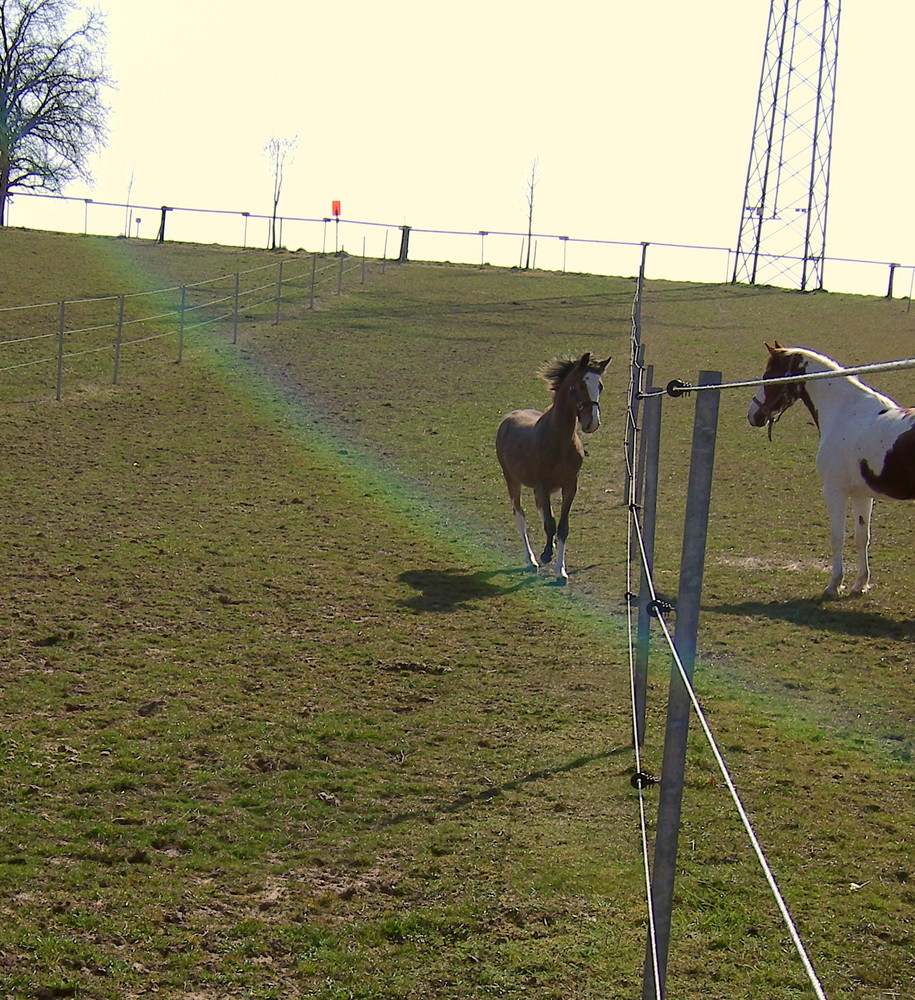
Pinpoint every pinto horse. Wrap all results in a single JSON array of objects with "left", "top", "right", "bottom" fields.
[
  {"left": 496, "top": 352, "right": 611, "bottom": 584},
  {"left": 748, "top": 342, "right": 915, "bottom": 596}
]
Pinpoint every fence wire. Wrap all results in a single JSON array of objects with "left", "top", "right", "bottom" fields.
[
  {"left": 644, "top": 356, "right": 915, "bottom": 400},
  {"left": 0, "top": 252, "right": 373, "bottom": 393},
  {"left": 624, "top": 348, "right": 663, "bottom": 1000},
  {"left": 625, "top": 285, "right": 830, "bottom": 999}
]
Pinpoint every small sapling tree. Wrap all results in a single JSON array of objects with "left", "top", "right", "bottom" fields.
[
  {"left": 264, "top": 135, "right": 296, "bottom": 250},
  {"left": 523, "top": 157, "right": 540, "bottom": 270}
]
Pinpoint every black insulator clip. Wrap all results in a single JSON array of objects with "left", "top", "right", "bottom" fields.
[
  {"left": 647, "top": 598, "right": 675, "bottom": 618},
  {"left": 666, "top": 379, "right": 692, "bottom": 397},
  {"left": 631, "top": 771, "right": 661, "bottom": 790}
]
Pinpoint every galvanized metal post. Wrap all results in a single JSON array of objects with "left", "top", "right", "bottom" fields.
[
  {"left": 55, "top": 300, "right": 65, "bottom": 401},
  {"left": 642, "top": 370, "right": 721, "bottom": 1000},
  {"left": 626, "top": 342, "right": 645, "bottom": 510},
  {"left": 626, "top": 243, "right": 649, "bottom": 502},
  {"left": 337, "top": 255, "right": 344, "bottom": 295},
  {"left": 112, "top": 294, "right": 125, "bottom": 384},
  {"left": 634, "top": 377, "right": 663, "bottom": 748},
  {"left": 274, "top": 260, "right": 284, "bottom": 325},
  {"left": 178, "top": 286, "right": 186, "bottom": 363},
  {"left": 232, "top": 272, "right": 240, "bottom": 344}
]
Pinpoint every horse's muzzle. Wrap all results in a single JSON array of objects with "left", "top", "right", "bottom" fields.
[
  {"left": 747, "top": 396, "right": 768, "bottom": 427},
  {"left": 578, "top": 399, "right": 601, "bottom": 434}
]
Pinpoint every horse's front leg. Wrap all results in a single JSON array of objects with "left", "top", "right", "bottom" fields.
[
  {"left": 534, "top": 485, "right": 556, "bottom": 566},
  {"left": 849, "top": 495, "right": 874, "bottom": 595},
  {"left": 822, "top": 487, "right": 848, "bottom": 597},
  {"left": 553, "top": 481, "right": 578, "bottom": 585}
]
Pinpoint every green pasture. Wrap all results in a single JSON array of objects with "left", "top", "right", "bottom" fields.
[{"left": 0, "top": 229, "right": 912, "bottom": 998}]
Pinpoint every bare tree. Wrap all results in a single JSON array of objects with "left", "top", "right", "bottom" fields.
[
  {"left": 0, "top": 0, "right": 110, "bottom": 225},
  {"left": 264, "top": 135, "right": 296, "bottom": 250},
  {"left": 524, "top": 157, "right": 539, "bottom": 270}
]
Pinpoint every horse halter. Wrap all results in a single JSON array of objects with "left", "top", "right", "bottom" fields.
[
  {"left": 572, "top": 383, "right": 602, "bottom": 421},
  {"left": 752, "top": 379, "right": 802, "bottom": 440}
]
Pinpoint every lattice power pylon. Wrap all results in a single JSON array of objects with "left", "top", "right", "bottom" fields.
[{"left": 732, "top": 0, "right": 842, "bottom": 290}]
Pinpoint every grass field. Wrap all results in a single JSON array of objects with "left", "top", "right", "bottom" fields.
[{"left": 0, "top": 229, "right": 913, "bottom": 999}]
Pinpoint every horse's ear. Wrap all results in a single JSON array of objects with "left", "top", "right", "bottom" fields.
[
  {"left": 597, "top": 357, "right": 611, "bottom": 372},
  {"left": 766, "top": 341, "right": 780, "bottom": 355},
  {"left": 578, "top": 352, "right": 591, "bottom": 367}
]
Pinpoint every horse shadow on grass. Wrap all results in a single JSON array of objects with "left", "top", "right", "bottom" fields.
[
  {"left": 373, "top": 745, "right": 629, "bottom": 830},
  {"left": 705, "top": 595, "right": 915, "bottom": 641},
  {"left": 396, "top": 567, "right": 540, "bottom": 612}
]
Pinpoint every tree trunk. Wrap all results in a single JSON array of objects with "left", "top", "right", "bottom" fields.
[{"left": 0, "top": 154, "right": 11, "bottom": 226}]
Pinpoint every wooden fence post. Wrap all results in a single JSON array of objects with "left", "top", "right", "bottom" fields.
[{"left": 397, "top": 225, "right": 411, "bottom": 263}]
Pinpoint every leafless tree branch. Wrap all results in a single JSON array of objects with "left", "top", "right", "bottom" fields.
[{"left": 0, "top": 0, "right": 111, "bottom": 224}]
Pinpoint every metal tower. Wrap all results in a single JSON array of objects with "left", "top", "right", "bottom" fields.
[{"left": 732, "top": 0, "right": 842, "bottom": 290}]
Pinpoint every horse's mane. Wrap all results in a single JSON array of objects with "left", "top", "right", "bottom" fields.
[
  {"left": 770, "top": 345, "right": 893, "bottom": 403},
  {"left": 539, "top": 355, "right": 599, "bottom": 392},
  {"left": 539, "top": 357, "right": 577, "bottom": 391},
  {"left": 776, "top": 346, "right": 843, "bottom": 373}
]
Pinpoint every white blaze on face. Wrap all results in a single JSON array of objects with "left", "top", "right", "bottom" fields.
[
  {"left": 748, "top": 393, "right": 768, "bottom": 427},
  {"left": 579, "top": 369, "right": 603, "bottom": 433}
]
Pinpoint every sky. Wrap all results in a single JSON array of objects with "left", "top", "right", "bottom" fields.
[{"left": 11, "top": 0, "right": 915, "bottom": 295}]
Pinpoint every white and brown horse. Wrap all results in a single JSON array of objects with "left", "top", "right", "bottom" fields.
[
  {"left": 496, "top": 352, "right": 610, "bottom": 584},
  {"left": 748, "top": 342, "right": 915, "bottom": 596}
]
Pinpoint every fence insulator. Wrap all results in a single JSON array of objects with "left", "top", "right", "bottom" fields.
[
  {"left": 665, "top": 378, "right": 693, "bottom": 397},
  {"left": 647, "top": 598, "right": 675, "bottom": 618},
  {"left": 631, "top": 771, "right": 661, "bottom": 790}
]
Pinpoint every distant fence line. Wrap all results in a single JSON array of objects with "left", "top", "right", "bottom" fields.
[
  {"left": 8, "top": 189, "right": 915, "bottom": 300},
  {"left": 0, "top": 251, "right": 370, "bottom": 401}
]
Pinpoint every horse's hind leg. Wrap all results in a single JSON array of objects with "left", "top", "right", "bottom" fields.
[
  {"left": 505, "top": 477, "right": 539, "bottom": 570},
  {"left": 534, "top": 485, "right": 556, "bottom": 566},
  {"left": 849, "top": 495, "right": 874, "bottom": 594}
]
